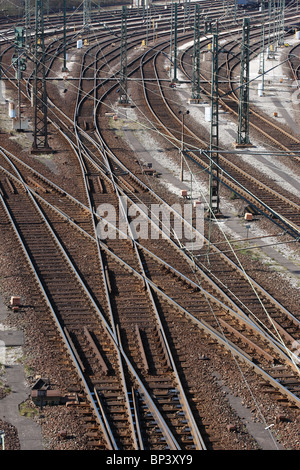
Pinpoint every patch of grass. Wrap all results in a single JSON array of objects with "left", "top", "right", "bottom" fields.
[
  {"left": 0, "top": 377, "right": 11, "bottom": 395},
  {"left": 19, "top": 401, "right": 39, "bottom": 418},
  {"left": 230, "top": 191, "right": 239, "bottom": 200},
  {"left": 23, "top": 363, "right": 34, "bottom": 377}
]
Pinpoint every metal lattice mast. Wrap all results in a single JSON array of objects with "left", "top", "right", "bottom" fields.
[
  {"left": 170, "top": 2, "right": 174, "bottom": 67},
  {"left": 258, "top": 3, "right": 265, "bottom": 93},
  {"left": 32, "top": 0, "right": 51, "bottom": 153},
  {"left": 13, "top": 27, "right": 26, "bottom": 131},
  {"left": 191, "top": 4, "right": 201, "bottom": 101},
  {"left": 119, "top": 6, "right": 129, "bottom": 104},
  {"left": 0, "top": 46, "right": 2, "bottom": 101},
  {"left": 209, "top": 23, "right": 220, "bottom": 215},
  {"left": 278, "top": 0, "right": 285, "bottom": 46},
  {"left": 268, "top": 0, "right": 276, "bottom": 58},
  {"left": 236, "top": 18, "right": 251, "bottom": 146},
  {"left": 172, "top": 2, "right": 178, "bottom": 83},
  {"left": 62, "top": 0, "right": 68, "bottom": 72},
  {"left": 24, "top": 0, "right": 31, "bottom": 49},
  {"left": 83, "top": 0, "right": 91, "bottom": 30}
]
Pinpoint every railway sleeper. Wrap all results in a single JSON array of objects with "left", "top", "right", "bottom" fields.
[
  {"left": 118, "top": 175, "right": 138, "bottom": 194},
  {"left": 83, "top": 326, "right": 109, "bottom": 375},
  {"left": 152, "top": 388, "right": 178, "bottom": 397},
  {"left": 134, "top": 325, "right": 150, "bottom": 374},
  {"left": 160, "top": 404, "right": 183, "bottom": 412},
  {"left": 96, "top": 176, "right": 105, "bottom": 194},
  {"left": 218, "top": 318, "right": 275, "bottom": 363},
  {"left": 272, "top": 319, "right": 300, "bottom": 345},
  {"left": 152, "top": 326, "right": 172, "bottom": 371},
  {"left": 5, "top": 177, "right": 17, "bottom": 194},
  {"left": 279, "top": 378, "right": 300, "bottom": 386},
  {"left": 147, "top": 379, "right": 174, "bottom": 389},
  {"left": 0, "top": 180, "right": 6, "bottom": 198},
  {"left": 155, "top": 398, "right": 181, "bottom": 406},
  {"left": 26, "top": 176, "right": 51, "bottom": 194}
]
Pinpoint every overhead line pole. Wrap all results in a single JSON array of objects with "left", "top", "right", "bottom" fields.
[
  {"left": 236, "top": 17, "right": 251, "bottom": 147},
  {"left": 258, "top": 2, "right": 265, "bottom": 94},
  {"left": 31, "top": 0, "right": 52, "bottom": 154},
  {"left": 191, "top": 3, "right": 201, "bottom": 102},
  {"left": 119, "top": 5, "right": 129, "bottom": 105},
  {"left": 172, "top": 2, "right": 178, "bottom": 84},
  {"left": 62, "top": 0, "right": 68, "bottom": 72},
  {"left": 208, "top": 21, "right": 221, "bottom": 216}
]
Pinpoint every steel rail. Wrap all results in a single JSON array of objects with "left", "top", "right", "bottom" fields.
[
  {"left": 287, "top": 43, "right": 300, "bottom": 81},
  {"left": 184, "top": 30, "right": 300, "bottom": 157}
]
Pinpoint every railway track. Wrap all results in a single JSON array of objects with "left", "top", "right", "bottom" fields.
[
  {"left": 71, "top": 1, "right": 300, "bottom": 411},
  {"left": 1, "top": 143, "right": 296, "bottom": 448},
  {"left": 204, "top": 30, "right": 300, "bottom": 161},
  {"left": 178, "top": 23, "right": 300, "bottom": 212},
  {"left": 75, "top": 27, "right": 300, "bottom": 402},
  {"left": 131, "top": 29, "right": 300, "bottom": 238},
  {"left": 1, "top": 28, "right": 212, "bottom": 450},
  {"left": 1, "top": 148, "right": 208, "bottom": 450}
]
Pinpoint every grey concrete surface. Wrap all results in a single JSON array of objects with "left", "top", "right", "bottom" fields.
[{"left": 0, "top": 294, "right": 44, "bottom": 450}]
